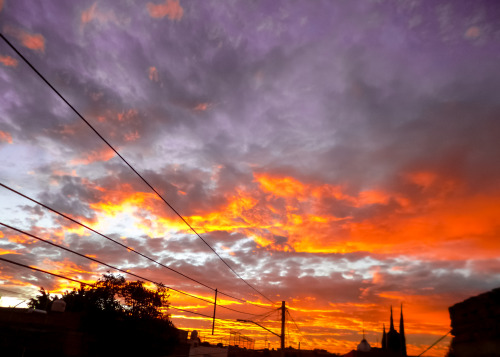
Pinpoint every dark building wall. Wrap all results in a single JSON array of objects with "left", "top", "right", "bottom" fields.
[
  {"left": 0, "top": 308, "right": 85, "bottom": 356},
  {"left": 448, "top": 287, "right": 500, "bottom": 357},
  {"left": 0, "top": 307, "right": 180, "bottom": 357}
]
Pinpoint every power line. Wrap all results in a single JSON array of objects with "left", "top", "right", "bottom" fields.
[
  {"left": 1, "top": 221, "right": 209, "bottom": 302},
  {"left": 0, "top": 255, "right": 256, "bottom": 323},
  {"left": 286, "top": 310, "right": 303, "bottom": 336},
  {"left": 0, "top": 33, "right": 275, "bottom": 305},
  {"left": 417, "top": 330, "right": 451, "bottom": 357},
  {"left": 169, "top": 305, "right": 213, "bottom": 318},
  {"left": 286, "top": 309, "right": 311, "bottom": 347},
  {"left": 254, "top": 308, "right": 280, "bottom": 322},
  {"left": 0, "top": 222, "right": 263, "bottom": 317},
  {"left": 0, "top": 256, "right": 92, "bottom": 286},
  {"left": 0, "top": 182, "right": 272, "bottom": 311},
  {"left": 0, "top": 182, "right": 223, "bottom": 297},
  {"left": 0, "top": 287, "right": 31, "bottom": 298}
]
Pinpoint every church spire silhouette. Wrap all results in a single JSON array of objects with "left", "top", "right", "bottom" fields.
[
  {"left": 382, "top": 323, "right": 387, "bottom": 349},
  {"left": 390, "top": 305, "right": 395, "bottom": 331},
  {"left": 400, "top": 303, "right": 407, "bottom": 356},
  {"left": 383, "top": 305, "right": 406, "bottom": 354}
]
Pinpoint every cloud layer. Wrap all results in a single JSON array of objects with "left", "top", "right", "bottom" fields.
[{"left": 1, "top": 1, "right": 500, "bottom": 355}]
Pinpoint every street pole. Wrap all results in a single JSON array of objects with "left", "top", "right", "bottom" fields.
[
  {"left": 281, "top": 301, "right": 285, "bottom": 350},
  {"left": 212, "top": 289, "right": 218, "bottom": 335}
]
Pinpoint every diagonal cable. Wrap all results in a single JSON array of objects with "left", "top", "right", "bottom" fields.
[
  {"left": 0, "top": 221, "right": 264, "bottom": 316},
  {"left": 0, "top": 182, "right": 273, "bottom": 310},
  {"left": 0, "top": 256, "right": 92, "bottom": 286},
  {"left": 0, "top": 33, "right": 275, "bottom": 305},
  {"left": 0, "top": 221, "right": 214, "bottom": 303}
]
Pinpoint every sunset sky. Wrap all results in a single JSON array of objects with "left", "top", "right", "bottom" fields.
[{"left": 1, "top": 0, "right": 500, "bottom": 355}]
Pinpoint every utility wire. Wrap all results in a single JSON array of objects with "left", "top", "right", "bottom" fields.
[
  {"left": 0, "top": 287, "right": 31, "bottom": 298},
  {"left": 0, "top": 182, "right": 272, "bottom": 310},
  {"left": 0, "top": 222, "right": 263, "bottom": 317},
  {"left": 0, "top": 33, "right": 275, "bottom": 305},
  {"left": 254, "top": 308, "right": 279, "bottom": 322},
  {"left": 0, "top": 221, "right": 211, "bottom": 303},
  {"left": 0, "top": 256, "right": 92, "bottom": 286},
  {"left": 417, "top": 330, "right": 451, "bottom": 357},
  {"left": 169, "top": 305, "right": 212, "bottom": 318},
  {"left": 287, "top": 310, "right": 311, "bottom": 347},
  {"left": 286, "top": 310, "right": 304, "bottom": 337},
  {"left": 0, "top": 255, "right": 259, "bottom": 321}
]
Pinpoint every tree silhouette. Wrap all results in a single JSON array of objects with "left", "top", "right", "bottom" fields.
[
  {"left": 29, "top": 273, "right": 170, "bottom": 320},
  {"left": 27, "top": 274, "right": 177, "bottom": 356}
]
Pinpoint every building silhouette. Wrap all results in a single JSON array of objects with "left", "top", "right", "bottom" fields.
[
  {"left": 448, "top": 287, "right": 500, "bottom": 357},
  {"left": 343, "top": 305, "right": 408, "bottom": 357},
  {"left": 380, "top": 305, "right": 407, "bottom": 356}
]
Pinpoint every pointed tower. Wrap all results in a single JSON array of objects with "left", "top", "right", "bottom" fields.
[
  {"left": 382, "top": 323, "right": 387, "bottom": 350},
  {"left": 400, "top": 304, "right": 407, "bottom": 356},
  {"left": 387, "top": 306, "right": 401, "bottom": 353},
  {"left": 390, "top": 305, "right": 395, "bottom": 331}
]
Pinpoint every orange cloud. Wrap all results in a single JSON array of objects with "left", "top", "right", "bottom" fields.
[
  {"left": 0, "top": 55, "right": 18, "bottom": 67},
  {"left": 0, "top": 248, "right": 20, "bottom": 255},
  {"left": 5, "top": 233, "right": 37, "bottom": 245},
  {"left": 147, "top": 0, "right": 184, "bottom": 20},
  {"left": 89, "top": 187, "right": 159, "bottom": 217},
  {"left": 71, "top": 170, "right": 500, "bottom": 261},
  {"left": 70, "top": 147, "right": 116, "bottom": 165},
  {"left": 4, "top": 26, "right": 45, "bottom": 52},
  {"left": 357, "top": 189, "right": 390, "bottom": 206},
  {"left": 0, "top": 130, "right": 13, "bottom": 143},
  {"left": 256, "top": 174, "right": 306, "bottom": 198}
]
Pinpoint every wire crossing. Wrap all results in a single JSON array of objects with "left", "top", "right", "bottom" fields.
[
  {"left": 0, "top": 182, "right": 272, "bottom": 310},
  {"left": 0, "top": 221, "right": 264, "bottom": 317},
  {"left": 0, "top": 256, "right": 93, "bottom": 286},
  {"left": 0, "top": 33, "right": 275, "bottom": 305},
  {"left": 0, "top": 256, "right": 269, "bottom": 323}
]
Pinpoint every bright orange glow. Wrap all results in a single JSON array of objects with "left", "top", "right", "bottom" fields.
[
  {"left": 357, "top": 189, "right": 390, "bottom": 205},
  {"left": 72, "top": 171, "right": 500, "bottom": 260},
  {"left": 8, "top": 169, "right": 491, "bottom": 356},
  {"left": 147, "top": 0, "right": 184, "bottom": 20},
  {"left": 5, "top": 233, "right": 37, "bottom": 245},
  {"left": 0, "top": 248, "right": 20, "bottom": 255},
  {"left": 256, "top": 174, "right": 306, "bottom": 198}
]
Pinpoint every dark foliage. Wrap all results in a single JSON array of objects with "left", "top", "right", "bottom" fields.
[
  {"left": 26, "top": 274, "right": 178, "bottom": 357},
  {"left": 29, "top": 273, "right": 170, "bottom": 320}
]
